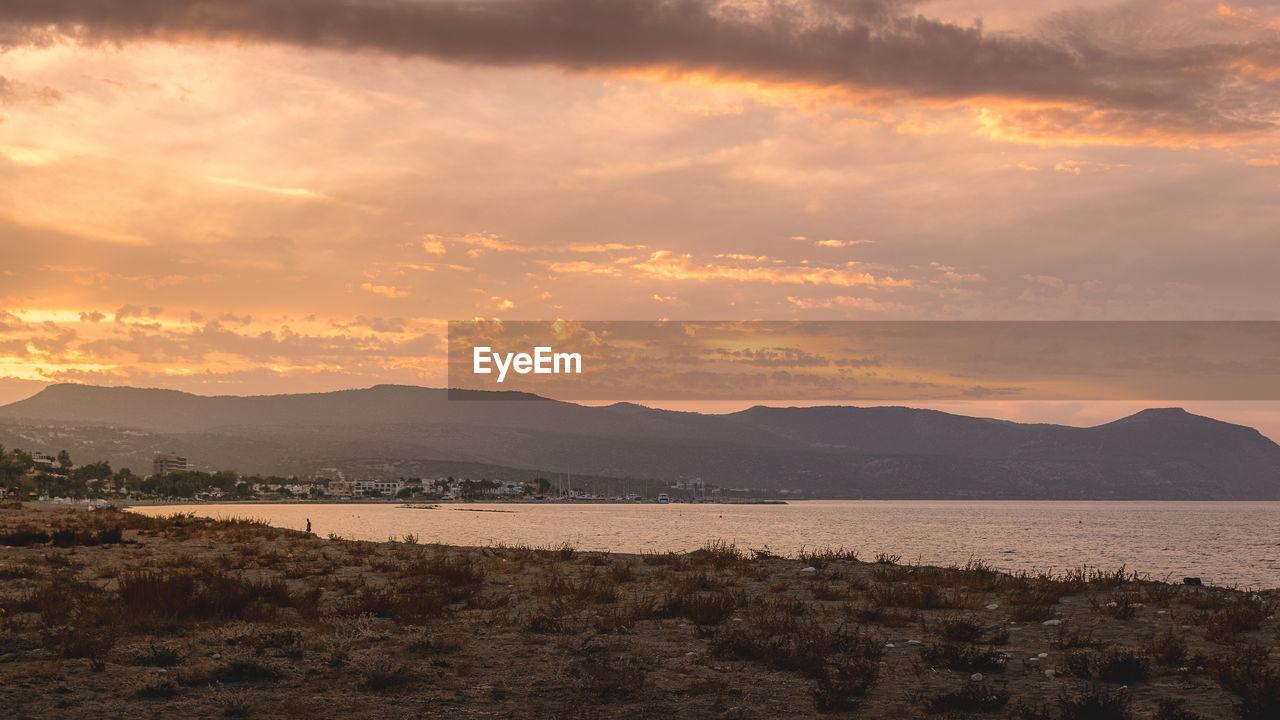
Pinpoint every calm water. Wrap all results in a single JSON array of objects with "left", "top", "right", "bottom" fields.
[{"left": 129, "top": 501, "right": 1280, "bottom": 589}]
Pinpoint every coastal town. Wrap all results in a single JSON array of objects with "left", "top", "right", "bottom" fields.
[{"left": 0, "top": 447, "right": 759, "bottom": 504}]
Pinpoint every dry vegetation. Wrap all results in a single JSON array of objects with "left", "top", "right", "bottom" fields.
[{"left": 1, "top": 503, "right": 1277, "bottom": 718}]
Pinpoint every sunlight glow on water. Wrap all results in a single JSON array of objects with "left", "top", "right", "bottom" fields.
[{"left": 130, "top": 500, "right": 1280, "bottom": 589}]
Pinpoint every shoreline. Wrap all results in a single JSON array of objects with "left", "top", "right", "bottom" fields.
[
  {"left": 2, "top": 502, "right": 1278, "bottom": 718},
  {"left": 100, "top": 496, "right": 1280, "bottom": 506},
  {"left": 113, "top": 497, "right": 791, "bottom": 507},
  {"left": 116, "top": 499, "right": 1280, "bottom": 591}
]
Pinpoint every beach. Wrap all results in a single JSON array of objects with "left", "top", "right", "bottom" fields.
[{"left": 1, "top": 502, "right": 1277, "bottom": 719}]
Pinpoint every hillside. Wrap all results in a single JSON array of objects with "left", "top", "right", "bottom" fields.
[{"left": 1, "top": 384, "right": 1278, "bottom": 499}]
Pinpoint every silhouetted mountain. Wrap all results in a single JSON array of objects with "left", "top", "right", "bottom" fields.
[{"left": 1, "top": 384, "right": 1277, "bottom": 499}]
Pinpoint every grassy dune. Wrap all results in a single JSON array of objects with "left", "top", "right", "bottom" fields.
[{"left": 1, "top": 503, "right": 1277, "bottom": 719}]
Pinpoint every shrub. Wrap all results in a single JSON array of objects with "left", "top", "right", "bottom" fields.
[
  {"left": 797, "top": 546, "right": 858, "bottom": 569},
  {"left": 1006, "top": 583, "right": 1063, "bottom": 607},
  {"left": 845, "top": 601, "right": 913, "bottom": 627},
  {"left": 714, "top": 623, "right": 882, "bottom": 680},
  {"left": 340, "top": 587, "right": 445, "bottom": 624},
  {"left": 0, "top": 562, "right": 38, "bottom": 580},
  {"left": 1086, "top": 567, "right": 1134, "bottom": 588},
  {"left": 926, "top": 681, "right": 1011, "bottom": 713},
  {"left": 1062, "top": 649, "right": 1095, "bottom": 678},
  {"left": 15, "top": 580, "right": 83, "bottom": 625},
  {"left": 0, "top": 526, "right": 50, "bottom": 546},
  {"left": 535, "top": 541, "right": 577, "bottom": 562},
  {"left": 1008, "top": 701, "right": 1054, "bottom": 720},
  {"left": 1092, "top": 593, "right": 1138, "bottom": 619},
  {"left": 661, "top": 588, "right": 738, "bottom": 626},
  {"left": 359, "top": 659, "right": 411, "bottom": 691},
  {"left": 572, "top": 655, "right": 645, "bottom": 702},
  {"left": 691, "top": 540, "right": 747, "bottom": 569},
  {"left": 134, "top": 676, "right": 179, "bottom": 699},
  {"left": 919, "top": 643, "right": 1007, "bottom": 672},
  {"left": 401, "top": 551, "right": 485, "bottom": 586},
  {"left": 812, "top": 657, "right": 879, "bottom": 712},
  {"left": 811, "top": 582, "right": 848, "bottom": 601},
  {"left": 1208, "top": 645, "right": 1280, "bottom": 720},
  {"left": 1145, "top": 630, "right": 1188, "bottom": 667},
  {"left": 641, "top": 551, "right": 684, "bottom": 568},
  {"left": 41, "top": 617, "right": 118, "bottom": 669},
  {"left": 934, "top": 614, "right": 984, "bottom": 643},
  {"left": 1153, "top": 698, "right": 1209, "bottom": 720},
  {"left": 1049, "top": 622, "right": 1100, "bottom": 650},
  {"left": 1092, "top": 647, "right": 1151, "bottom": 682},
  {"left": 50, "top": 525, "right": 125, "bottom": 547},
  {"left": 607, "top": 561, "right": 635, "bottom": 583},
  {"left": 1061, "top": 647, "right": 1151, "bottom": 682},
  {"left": 1058, "top": 685, "right": 1133, "bottom": 720},
  {"left": 215, "top": 659, "right": 282, "bottom": 684},
  {"left": 521, "top": 598, "right": 576, "bottom": 634},
  {"left": 870, "top": 582, "right": 961, "bottom": 610},
  {"left": 133, "top": 641, "right": 182, "bottom": 667},
  {"left": 1194, "top": 594, "right": 1274, "bottom": 639},
  {"left": 118, "top": 570, "right": 195, "bottom": 619}
]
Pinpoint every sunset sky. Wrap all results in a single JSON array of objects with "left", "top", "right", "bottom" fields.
[{"left": 2, "top": 1, "right": 1279, "bottom": 433}]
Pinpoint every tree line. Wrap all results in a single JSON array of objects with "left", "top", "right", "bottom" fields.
[{"left": 0, "top": 444, "right": 290, "bottom": 500}]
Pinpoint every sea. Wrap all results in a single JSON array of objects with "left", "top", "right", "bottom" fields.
[{"left": 128, "top": 500, "right": 1280, "bottom": 589}]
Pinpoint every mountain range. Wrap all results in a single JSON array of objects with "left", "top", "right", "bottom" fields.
[{"left": 1, "top": 383, "right": 1277, "bottom": 499}]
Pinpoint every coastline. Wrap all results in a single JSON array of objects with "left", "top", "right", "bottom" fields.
[
  {"left": 2, "top": 502, "right": 1277, "bottom": 718},
  {"left": 113, "top": 497, "right": 790, "bottom": 507},
  {"left": 118, "top": 499, "right": 1280, "bottom": 590}
]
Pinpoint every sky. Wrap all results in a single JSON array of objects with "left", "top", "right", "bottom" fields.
[{"left": 1, "top": 1, "right": 1279, "bottom": 435}]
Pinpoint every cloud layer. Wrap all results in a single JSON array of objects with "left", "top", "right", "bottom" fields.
[
  {"left": 1, "top": 0, "right": 1278, "bottom": 441},
  {"left": 2, "top": 0, "right": 1278, "bottom": 141}
]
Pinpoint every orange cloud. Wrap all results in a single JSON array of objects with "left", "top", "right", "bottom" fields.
[
  {"left": 632, "top": 252, "right": 912, "bottom": 288},
  {"left": 973, "top": 104, "right": 1272, "bottom": 149},
  {"left": 543, "top": 261, "right": 623, "bottom": 276},
  {"left": 360, "top": 283, "right": 409, "bottom": 299}
]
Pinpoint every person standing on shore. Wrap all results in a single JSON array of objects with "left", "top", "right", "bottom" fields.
[{"left": 306, "top": 518, "right": 311, "bottom": 534}]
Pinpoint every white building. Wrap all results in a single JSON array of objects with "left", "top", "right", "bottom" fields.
[{"left": 354, "top": 479, "right": 404, "bottom": 496}]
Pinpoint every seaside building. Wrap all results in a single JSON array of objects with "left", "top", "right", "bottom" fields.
[
  {"left": 152, "top": 453, "right": 190, "bottom": 476},
  {"left": 326, "top": 479, "right": 357, "bottom": 496},
  {"left": 31, "top": 454, "right": 57, "bottom": 472},
  {"left": 354, "top": 479, "right": 404, "bottom": 496},
  {"left": 673, "top": 477, "right": 705, "bottom": 491}
]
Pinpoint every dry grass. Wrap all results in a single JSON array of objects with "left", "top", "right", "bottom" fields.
[{"left": 0, "top": 502, "right": 1274, "bottom": 719}]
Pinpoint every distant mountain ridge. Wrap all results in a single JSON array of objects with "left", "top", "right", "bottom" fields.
[{"left": 1, "top": 384, "right": 1277, "bottom": 499}]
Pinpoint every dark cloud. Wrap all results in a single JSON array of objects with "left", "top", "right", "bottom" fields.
[{"left": 0, "top": 0, "right": 1275, "bottom": 135}]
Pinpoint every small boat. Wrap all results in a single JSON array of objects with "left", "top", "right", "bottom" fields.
[{"left": 656, "top": 493, "right": 670, "bottom": 504}]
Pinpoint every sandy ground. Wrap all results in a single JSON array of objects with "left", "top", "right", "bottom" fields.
[{"left": 0, "top": 502, "right": 1277, "bottom": 719}]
